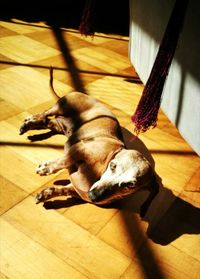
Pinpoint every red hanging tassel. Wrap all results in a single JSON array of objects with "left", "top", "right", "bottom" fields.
[
  {"left": 79, "top": 0, "right": 96, "bottom": 36},
  {"left": 132, "top": 0, "right": 188, "bottom": 135}
]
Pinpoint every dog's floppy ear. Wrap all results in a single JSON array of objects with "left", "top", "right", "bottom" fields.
[
  {"left": 140, "top": 175, "right": 159, "bottom": 217},
  {"left": 100, "top": 147, "right": 124, "bottom": 174}
]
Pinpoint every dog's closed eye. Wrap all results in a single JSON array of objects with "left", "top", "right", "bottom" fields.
[{"left": 110, "top": 161, "right": 117, "bottom": 171}]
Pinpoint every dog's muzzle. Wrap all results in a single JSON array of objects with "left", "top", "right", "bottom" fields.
[{"left": 88, "top": 182, "right": 136, "bottom": 203}]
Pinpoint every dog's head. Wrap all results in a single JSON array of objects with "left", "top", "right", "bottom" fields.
[{"left": 88, "top": 149, "right": 153, "bottom": 204}]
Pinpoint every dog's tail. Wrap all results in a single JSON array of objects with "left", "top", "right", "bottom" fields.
[{"left": 49, "top": 66, "right": 60, "bottom": 100}]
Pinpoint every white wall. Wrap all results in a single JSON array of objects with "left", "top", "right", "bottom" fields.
[{"left": 129, "top": 0, "right": 200, "bottom": 155}]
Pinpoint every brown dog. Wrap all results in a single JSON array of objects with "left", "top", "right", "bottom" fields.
[{"left": 19, "top": 68, "right": 159, "bottom": 217}]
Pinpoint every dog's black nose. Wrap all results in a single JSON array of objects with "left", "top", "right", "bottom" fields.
[{"left": 88, "top": 188, "right": 104, "bottom": 202}]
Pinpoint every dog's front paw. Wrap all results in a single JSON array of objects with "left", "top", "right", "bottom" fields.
[
  {"left": 36, "top": 161, "right": 55, "bottom": 176},
  {"left": 35, "top": 187, "right": 55, "bottom": 203}
]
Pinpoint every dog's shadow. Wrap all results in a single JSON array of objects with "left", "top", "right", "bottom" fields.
[
  {"left": 38, "top": 126, "right": 200, "bottom": 245},
  {"left": 120, "top": 127, "right": 200, "bottom": 245}
]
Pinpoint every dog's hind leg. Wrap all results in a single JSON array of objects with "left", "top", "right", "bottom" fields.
[
  {"left": 35, "top": 183, "right": 80, "bottom": 204},
  {"left": 19, "top": 101, "right": 63, "bottom": 135},
  {"left": 19, "top": 112, "right": 74, "bottom": 137},
  {"left": 19, "top": 114, "right": 48, "bottom": 135}
]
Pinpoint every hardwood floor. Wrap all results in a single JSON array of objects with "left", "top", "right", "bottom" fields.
[{"left": 0, "top": 19, "right": 200, "bottom": 279}]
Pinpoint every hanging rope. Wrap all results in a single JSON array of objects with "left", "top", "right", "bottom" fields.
[
  {"left": 131, "top": 0, "right": 188, "bottom": 135},
  {"left": 79, "top": 0, "right": 96, "bottom": 36}
]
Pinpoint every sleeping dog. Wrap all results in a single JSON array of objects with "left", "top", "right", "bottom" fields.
[{"left": 19, "top": 68, "right": 159, "bottom": 217}]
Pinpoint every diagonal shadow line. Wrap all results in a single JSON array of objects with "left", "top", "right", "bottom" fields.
[
  {"left": 0, "top": 141, "right": 63, "bottom": 149},
  {"left": 121, "top": 213, "right": 166, "bottom": 279},
  {"left": 118, "top": 128, "right": 166, "bottom": 278},
  {"left": 0, "top": 60, "right": 141, "bottom": 81},
  {"left": 50, "top": 24, "right": 86, "bottom": 93}
]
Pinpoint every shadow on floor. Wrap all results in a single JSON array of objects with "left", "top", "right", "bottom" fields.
[{"left": 121, "top": 127, "right": 200, "bottom": 245}]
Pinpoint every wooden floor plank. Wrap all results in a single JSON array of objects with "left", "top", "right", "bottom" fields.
[
  {"left": 63, "top": 202, "right": 118, "bottom": 235},
  {"left": 0, "top": 176, "right": 27, "bottom": 215},
  {"left": 0, "top": 146, "right": 51, "bottom": 193},
  {"left": 3, "top": 197, "right": 131, "bottom": 279},
  {"left": 1, "top": 219, "right": 87, "bottom": 279}
]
